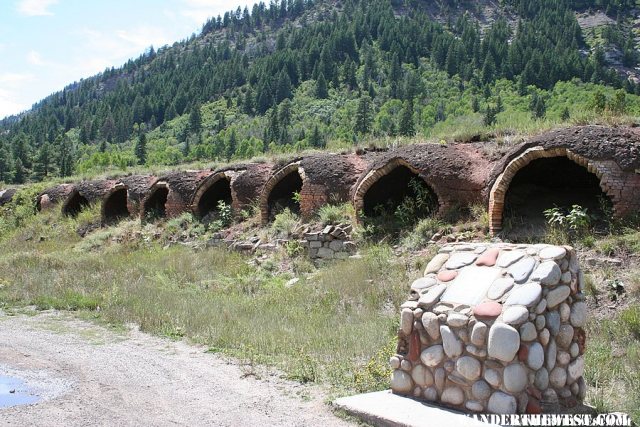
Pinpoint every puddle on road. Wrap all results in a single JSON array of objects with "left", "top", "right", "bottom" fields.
[{"left": 0, "top": 375, "right": 40, "bottom": 408}]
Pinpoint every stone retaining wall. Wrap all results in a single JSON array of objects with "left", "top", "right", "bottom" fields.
[
  {"left": 207, "top": 223, "right": 357, "bottom": 261},
  {"left": 391, "top": 243, "right": 586, "bottom": 414},
  {"left": 302, "top": 224, "right": 357, "bottom": 260}
]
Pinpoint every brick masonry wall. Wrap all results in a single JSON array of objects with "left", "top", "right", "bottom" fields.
[
  {"left": 30, "top": 127, "right": 640, "bottom": 229},
  {"left": 299, "top": 183, "right": 328, "bottom": 219}
]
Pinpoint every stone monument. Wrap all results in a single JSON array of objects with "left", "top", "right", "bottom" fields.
[{"left": 391, "top": 243, "right": 587, "bottom": 414}]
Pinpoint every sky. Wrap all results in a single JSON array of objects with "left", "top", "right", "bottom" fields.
[{"left": 0, "top": 0, "right": 260, "bottom": 119}]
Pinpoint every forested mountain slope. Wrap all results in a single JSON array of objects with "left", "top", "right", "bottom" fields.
[{"left": 1, "top": 0, "right": 639, "bottom": 184}]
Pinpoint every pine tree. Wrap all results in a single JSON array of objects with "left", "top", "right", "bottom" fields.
[
  {"left": 226, "top": 130, "right": 237, "bottom": 161},
  {"left": 243, "top": 89, "right": 255, "bottom": 115},
  {"left": 32, "top": 143, "right": 53, "bottom": 180},
  {"left": 481, "top": 53, "right": 496, "bottom": 84},
  {"left": 389, "top": 53, "right": 402, "bottom": 98},
  {"left": 12, "top": 134, "right": 30, "bottom": 169},
  {"left": 591, "top": 89, "right": 607, "bottom": 113},
  {"left": 315, "top": 72, "right": 328, "bottom": 99},
  {"left": 471, "top": 96, "right": 480, "bottom": 113},
  {"left": 58, "top": 136, "right": 74, "bottom": 177},
  {"left": 183, "top": 137, "right": 191, "bottom": 157},
  {"left": 13, "top": 158, "right": 26, "bottom": 184},
  {"left": 189, "top": 103, "right": 202, "bottom": 134},
  {"left": 354, "top": 95, "right": 372, "bottom": 135},
  {"left": 343, "top": 59, "right": 357, "bottom": 90},
  {"left": 530, "top": 92, "right": 546, "bottom": 119},
  {"left": 0, "top": 146, "right": 9, "bottom": 182},
  {"left": 309, "top": 125, "right": 325, "bottom": 148},
  {"left": 275, "top": 70, "right": 292, "bottom": 103},
  {"left": 610, "top": 89, "right": 627, "bottom": 114},
  {"left": 135, "top": 133, "right": 147, "bottom": 165},
  {"left": 399, "top": 99, "right": 415, "bottom": 137},
  {"left": 278, "top": 99, "right": 292, "bottom": 145},
  {"left": 267, "top": 104, "right": 280, "bottom": 143},
  {"left": 483, "top": 105, "right": 497, "bottom": 126}
]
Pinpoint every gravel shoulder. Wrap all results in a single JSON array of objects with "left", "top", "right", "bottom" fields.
[{"left": 0, "top": 310, "right": 351, "bottom": 427}]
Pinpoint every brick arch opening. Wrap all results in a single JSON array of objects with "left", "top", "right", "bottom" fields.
[
  {"left": 142, "top": 183, "right": 169, "bottom": 221},
  {"left": 102, "top": 186, "right": 130, "bottom": 225},
  {"left": 354, "top": 159, "right": 440, "bottom": 220},
  {"left": 260, "top": 163, "right": 305, "bottom": 224},
  {"left": 62, "top": 191, "right": 90, "bottom": 217},
  {"left": 36, "top": 195, "right": 47, "bottom": 212},
  {"left": 192, "top": 173, "right": 232, "bottom": 219},
  {"left": 489, "top": 147, "right": 618, "bottom": 235}
]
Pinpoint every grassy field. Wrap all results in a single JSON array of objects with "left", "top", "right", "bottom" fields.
[
  {"left": 0, "top": 199, "right": 412, "bottom": 395},
  {"left": 0, "top": 190, "right": 639, "bottom": 421}
]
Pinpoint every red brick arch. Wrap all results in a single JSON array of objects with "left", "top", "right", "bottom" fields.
[
  {"left": 100, "top": 183, "right": 129, "bottom": 224},
  {"left": 190, "top": 172, "right": 232, "bottom": 217},
  {"left": 488, "top": 147, "right": 622, "bottom": 235},
  {"left": 140, "top": 181, "right": 169, "bottom": 219},
  {"left": 260, "top": 162, "right": 306, "bottom": 225},
  {"left": 61, "top": 189, "right": 90, "bottom": 217},
  {"left": 352, "top": 158, "right": 443, "bottom": 218}
]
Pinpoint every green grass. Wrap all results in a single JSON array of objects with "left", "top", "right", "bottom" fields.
[
  {"left": 585, "top": 307, "right": 640, "bottom": 421},
  {"left": 317, "top": 203, "right": 355, "bottom": 226},
  {"left": 0, "top": 198, "right": 410, "bottom": 394}
]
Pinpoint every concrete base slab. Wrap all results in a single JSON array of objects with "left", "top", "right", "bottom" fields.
[{"left": 334, "top": 390, "right": 500, "bottom": 427}]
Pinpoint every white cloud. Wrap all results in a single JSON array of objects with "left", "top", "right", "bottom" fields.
[
  {"left": 115, "top": 26, "right": 174, "bottom": 51},
  {"left": 16, "top": 0, "right": 59, "bottom": 16},
  {"left": 0, "top": 72, "right": 33, "bottom": 85},
  {"left": 0, "top": 73, "right": 34, "bottom": 118},
  {"left": 26, "top": 50, "right": 45, "bottom": 66},
  {"left": 180, "top": 0, "right": 256, "bottom": 25},
  {"left": 76, "top": 25, "right": 174, "bottom": 62}
]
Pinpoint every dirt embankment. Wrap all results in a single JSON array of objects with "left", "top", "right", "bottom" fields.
[{"left": 0, "top": 311, "right": 350, "bottom": 427}]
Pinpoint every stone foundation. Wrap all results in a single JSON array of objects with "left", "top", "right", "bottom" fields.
[
  {"left": 207, "top": 223, "right": 358, "bottom": 261},
  {"left": 302, "top": 224, "right": 357, "bottom": 260},
  {"left": 391, "top": 243, "right": 586, "bottom": 414}
]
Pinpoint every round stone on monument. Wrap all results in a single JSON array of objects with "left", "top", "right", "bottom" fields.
[
  {"left": 546, "top": 285, "right": 571, "bottom": 309},
  {"left": 488, "top": 391, "right": 517, "bottom": 414},
  {"left": 391, "top": 370, "right": 413, "bottom": 393},
  {"left": 504, "top": 363, "right": 528, "bottom": 393},
  {"left": 502, "top": 306, "right": 529, "bottom": 325},
  {"left": 570, "top": 302, "right": 587, "bottom": 328},
  {"left": 420, "top": 345, "right": 444, "bottom": 367},
  {"left": 437, "top": 270, "right": 458, "bottom": 283},
  {"left": 509, "top": 257, "right": 537, "bottom": 283},
  {"left": 456, "top": 356, "right": 482, "bottom": 381},
  {"left": 473, "top": 301, "right": 502, "bottom": 319},
  {"left": 504, "top": 282, "right": 542, "bottom": 307},
  {"left": 487, "top": 323, "right": 520, "bottom": 362},
  {"left": 531, "top": 261, "right": 562, "bottom": 286},
  {"left": 476, "top": 248, "right": 500, "bottom": 267},
  {"left": 424, "top": 253, "right": 449, "bottom": 275},
  {"left": 472, "top": 380, "right": 491, "bottom": 400},
  {"left": 527, "top": 343, "right": 544, "bottom": 370},
  {"left": 440, "top": 325, "right": 463, "bottom": 358},
  {"left": 441, "top": 387, "right": 464, "bottom": 406},
  {"left": 445, "top": 252, "right": 477, "bottom": 269},
  {"left": 497, "top": 250, "right": 525, "bottom": 268},
  {"left": 539, "top": 246, "right": 567, "bottom": 261},
  {"left": 488, "top": 278, "right": 515, "bottom": 300}
]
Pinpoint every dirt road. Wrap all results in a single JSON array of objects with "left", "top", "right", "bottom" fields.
[{"left": 0, "top": 310, "right": 351, "bottom": 426}]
